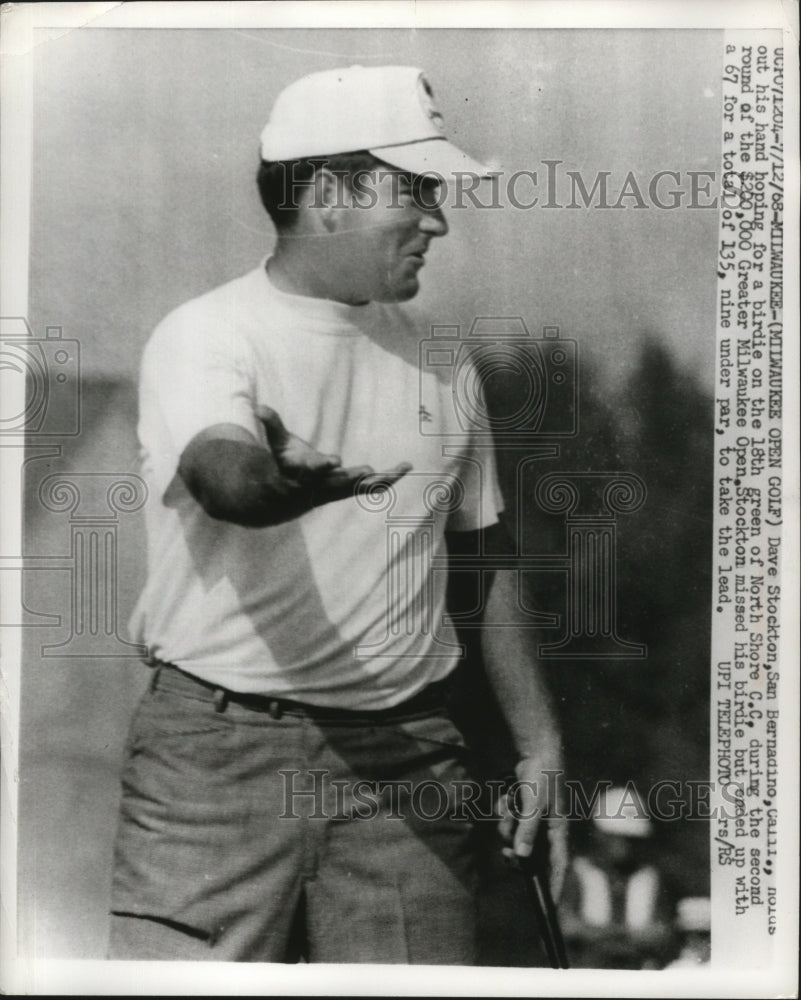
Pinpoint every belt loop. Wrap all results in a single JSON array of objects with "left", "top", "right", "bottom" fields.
[
  {"left": 148, "top": 662, "right": 163, "bottom": 692},
  {"left": 213, "top": 687, "right": 228, "bottom": 713},
  {"left": 268, "top": 699, "right": 283, "bottom": 720}
]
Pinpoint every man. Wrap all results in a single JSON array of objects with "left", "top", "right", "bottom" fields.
[
  {"left": 560, "top": 787, "right": 676, "bottom": 969},
  {"left": 109, "top": 64, "right": 564, "bottom": 964}
]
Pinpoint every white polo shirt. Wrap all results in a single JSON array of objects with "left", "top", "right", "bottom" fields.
[{"left": 130, "top": 264, "right": 501, "bottom": 708}]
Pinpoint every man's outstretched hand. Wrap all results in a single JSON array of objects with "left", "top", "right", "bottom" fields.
[
  {"left": 178, "top": 409, "right": 412, "bottom": 528},
  {"left": 257, "top": 406, "right": 412, "bottom": 508}
]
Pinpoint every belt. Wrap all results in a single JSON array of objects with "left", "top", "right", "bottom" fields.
[{"left": 148, "top": 660, "right": 455, "bottom": 723}]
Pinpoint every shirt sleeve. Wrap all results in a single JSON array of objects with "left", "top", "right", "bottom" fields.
[
  {"left": 138, "top": 303, "right": 262, "bottom": 498},
  {"left": 446, "top": 429, "right": 505, "bottom": 533}
]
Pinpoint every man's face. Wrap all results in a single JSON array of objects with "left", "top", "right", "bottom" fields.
[{"left": 324, "top": 166, "right": 449, "bottom": 304}]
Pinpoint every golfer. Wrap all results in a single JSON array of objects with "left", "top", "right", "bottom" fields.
[{"left": 109, "top": 64, "right": 565, "bottom": 964}]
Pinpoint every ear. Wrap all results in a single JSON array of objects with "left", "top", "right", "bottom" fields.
[{"left": 309, "top": 167, "right": 347, "bottom": 233}]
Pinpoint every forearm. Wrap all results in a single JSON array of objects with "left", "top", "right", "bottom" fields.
[
  {"left": 177, "top": 415, "right": 407, "bottom": 529},
  {"left": 481, "top": 569, "right": 563, "bottom": 772},
  {"left": 179, "top": 438, "right": 308, "bottom": 527},
  {"left": 449, "top": 531, "right": 568, "bottom": 869}
]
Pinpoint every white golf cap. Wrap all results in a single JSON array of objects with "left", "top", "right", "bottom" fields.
[
  {"left": 675, "top": 897, "right": 711, "bottom": 933},
  {"left": 260, "top": 65, "right": 491, "bottom": 178},
  {"left": 592, "top": 786, "right": 653, "bottom": 838}
]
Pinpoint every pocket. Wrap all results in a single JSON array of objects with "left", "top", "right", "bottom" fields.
[
  {"left": 397, "top": 709, "right": 470, "bottom": 754},
  {"left": 133, "top": 687, "right": 230, "bottom": 740}
]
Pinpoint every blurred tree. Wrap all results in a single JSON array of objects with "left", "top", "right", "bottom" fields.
[{"left": 494, "top": 336, "right": 713, "bottom": 898}]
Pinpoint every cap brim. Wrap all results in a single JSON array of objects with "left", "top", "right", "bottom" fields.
[
  {"left": 368, "top": 137, "right": 493, "bottom": 178},
  {"left": 592, "top": 817, "right": 653, "bottom": 838}
]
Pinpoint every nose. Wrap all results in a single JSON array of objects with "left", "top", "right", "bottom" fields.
[{"left": 419, "top": 205, "right": 449, "bottom": 238}]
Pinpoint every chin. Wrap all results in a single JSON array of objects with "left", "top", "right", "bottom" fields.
[{"left": 377, "top": 279, "right": 420, "bottom": 303}]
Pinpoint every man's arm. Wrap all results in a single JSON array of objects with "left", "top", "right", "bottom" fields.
[
  {"left": 178, "top": 406, "right": 411, "bottom": 527},
  {"left": 447, "top": 524, "right": 567, "bottom": 888},
  {"left": 481, "top": 568, "right": 565, "bottom": 841}
]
